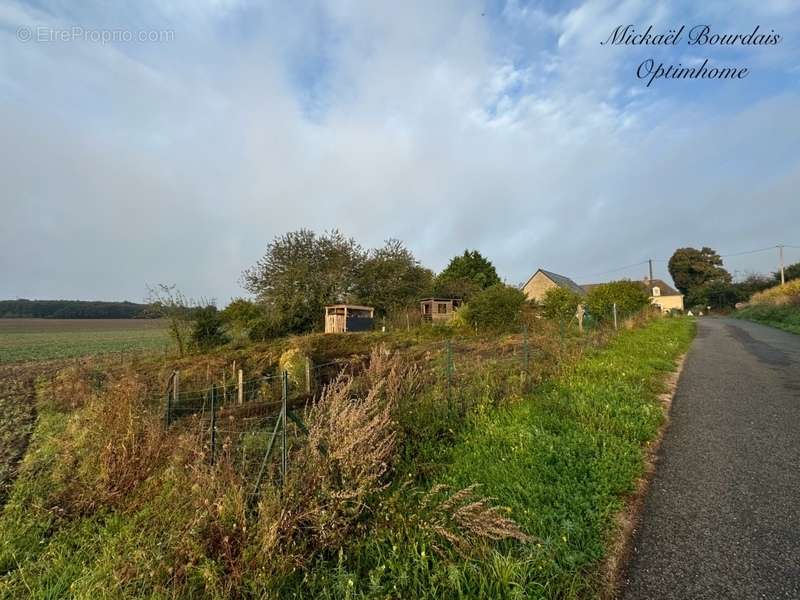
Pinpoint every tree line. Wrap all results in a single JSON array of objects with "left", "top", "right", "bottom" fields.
[{"left": 0, "top": 299, "right": 149, "bottom": 319}]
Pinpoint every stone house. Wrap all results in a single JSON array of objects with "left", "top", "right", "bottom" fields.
[{"left": 521, "top": 269, "right": 586, "bottom": 303}]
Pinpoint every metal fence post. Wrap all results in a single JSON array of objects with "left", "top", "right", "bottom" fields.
[
  {"left": 522, "top": 326, "right": 530, "bottom": 393},
  {"left": 445, "top": 340, "right": 453, "bottom": 412},
  {"left": 210, "top": 385, "right": 217, "bottom": 466},
  {"left": 281, "top": 371, "right": 288, "bottom": 482},
  {"left": 164, "top": 371, "right": 174, "bottom": 428}
]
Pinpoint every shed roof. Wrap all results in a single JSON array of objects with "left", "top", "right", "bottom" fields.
[{"left": 324, "top": 304, "right": 374, "bottom": 311}]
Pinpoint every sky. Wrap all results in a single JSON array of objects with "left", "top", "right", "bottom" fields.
[{"left": 1, "top": 0, "right": 799, "bottom": 303}]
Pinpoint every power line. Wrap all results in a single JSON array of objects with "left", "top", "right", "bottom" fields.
[{"left": 572, "top": 243, "right": 800, "bottom": 283}]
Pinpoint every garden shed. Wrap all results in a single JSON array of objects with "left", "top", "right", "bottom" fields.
[
  {"left": 324, "top": 304, "right": 375, "bottom": 333},
  {"left": 420, "top": 298, "right": 462, "bottom": 322}
]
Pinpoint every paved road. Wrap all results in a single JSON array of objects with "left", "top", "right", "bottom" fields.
[{"left": 621, "top": 317, "right": 800, "bottom": 600}]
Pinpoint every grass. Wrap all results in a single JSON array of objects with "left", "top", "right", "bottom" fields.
[
  {"left": 734, "top": 304, "right": 800, "bottom": 335},
  {"left": 0, "top": 319, "right": 171, "bottom": 363},
  {"left": 0, "top": 316, "right": 694, "bottom": 599},
  {"left": 285, "top": 316, "right": 694, "bottom": 599}
]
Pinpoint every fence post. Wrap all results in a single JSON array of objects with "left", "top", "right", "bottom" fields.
[
  {"left": 522, "top": 326, "right": 530, "bottom": 393},
  {"left": 281, "top": 371, "right": 288, "bottom": 482},
  {"left": 164, "top": 371, "right": 174, "bottom": 428},
  {"left": 238, "top": 369, "right": 244, "bottom": 404},
  {"left": 305, "top": 358, "right": 311, "bottom": 394},
  {"left": 210, "top": 385, "right": 217, "bottom": 466},
  {"left": 613, "top": 303, "right": 618, "bottom": 331},
  {"left": 445, "top": 340, "right": 453, "bottom": 411},
  {"left": 173, "top": 370, "right": 179, "bottom": 421}
]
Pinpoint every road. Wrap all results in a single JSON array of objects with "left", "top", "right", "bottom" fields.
[{"left": 621, "top": 317, "right": 800, "bottom": 600}]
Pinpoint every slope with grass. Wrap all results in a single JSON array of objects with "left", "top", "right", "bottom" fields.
[
  {"left": 735, "top": 279, "right": 800, "bottom": 335},
  {"left": 0, "top": 316, "right": 693, "bottom": 599}
]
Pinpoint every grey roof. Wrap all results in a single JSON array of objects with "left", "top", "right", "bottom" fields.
[
  {"left": 579, "top": 279, "right": 682, "bottom": 297},
  {"left": 538, "top": 269, "right": 586, "bottom": 295}
]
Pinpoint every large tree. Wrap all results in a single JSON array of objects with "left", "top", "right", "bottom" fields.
[
  {"left": 354, "top": 239, "right": 433, "bottom": 316},
  {"left": 668, "top": 247, "right": 731, "bottom": 295},
  {"left": 435, "top": 250, "right": 501, "bottom": 300},
  {"left": 242, "top": 229, "right": 364, "bottom": 333}
]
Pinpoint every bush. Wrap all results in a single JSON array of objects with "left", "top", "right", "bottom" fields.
[
  {"left": 748, "top": 279, "right": 800, "bottom": 306},
  {"left": 463, "top": 285, "right": 527, "bottom": 332},
  {"left": 190, "top": 305, "right": 229, "bottom": 350},
  {"left": 541, "top": 287, "right": 583, "bottom": 323},
  {"left": 586, "top": 280, "right": 650, "bottom": 321}
]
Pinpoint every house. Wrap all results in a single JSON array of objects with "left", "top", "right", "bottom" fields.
[
  {"left": 324, "top": 304, "right": 375, "bottom": 333},
  {"left": 581, "top": 278, "right": 684, "bottom": 313},
  {"left": 420, "top": 297, "right": 462, "bottom": 322},
  {"left": 640, "top": 278, "right": 684, "bottom": 313},
  {"left": 521, "top": 269, "right": 585, "bottom": 303}
]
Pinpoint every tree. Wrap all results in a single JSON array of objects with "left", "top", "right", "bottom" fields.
[
  {"left": 686, "top": 281, "right": 745, "bottom": 311},
  {"left": 462, "top": 284, "right": 526, "bottom": 332},
  {"left": 242, "top": 230, "right": 365, "bottom": 333},
  {"left": 668, "top": 247, "right": 731, "bottom": 295},
  {"left": 146, "top": 284, "right": 192, "bottom": 356},
  {"left": 435, "top": 250, "right": 501, "bottom": 300},
  {"left": 354, "top": 239, "right": 434, "bottom": 316},
  {"left": 733, "top": 273, "right": 774, "bottom": 300},
  {"left": 585, "top": 280, "right": 650, "bottom": 321},
  {"left": 774, "top": 261, "right": 800, "bottom": 284},
  {"left": 541, "top": 287, "right": 583, "bottom": 324},
  {"left": 221, "top": 298, "right": 264, "bottom": 341}
]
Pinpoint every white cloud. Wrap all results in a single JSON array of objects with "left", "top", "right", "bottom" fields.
[{"left": 0, "top": 0, "right": 798, "bottom": 302}]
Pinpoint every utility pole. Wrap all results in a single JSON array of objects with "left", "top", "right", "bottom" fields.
[
  {"left": 648, "top": 258, "right": 653, "bottom": 283},
  {"left": 778, "top": 245, "right": 785, "bottom": 285}
]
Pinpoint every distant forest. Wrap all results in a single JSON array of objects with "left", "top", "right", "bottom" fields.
[{"left": 0, "top": 299, "right": 149, "bottom": 319}]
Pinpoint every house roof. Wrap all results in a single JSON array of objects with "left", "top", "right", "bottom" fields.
[
  {"left": 324, "top": 304, "right": 374, "bottom": 311},
  {"left": 641, "top": 279, "right": 681, "bottom": 296},
  {"left": 579, "top": 279, "right": 682, "bottom": 297},
  {"left": 537, "top": 269, "right": 586, "bottom": 295}
]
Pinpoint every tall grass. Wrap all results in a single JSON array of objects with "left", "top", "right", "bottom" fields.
[{"left": 0, "top": 315, "right": 692, "bottom": 599}]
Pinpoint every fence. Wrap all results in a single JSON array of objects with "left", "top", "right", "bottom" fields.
[{"left": 158, "top": 308, "right": 647, "bottom": 501}]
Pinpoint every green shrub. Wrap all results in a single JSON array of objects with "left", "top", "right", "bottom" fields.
[
  {"left": 586, "top": 280, "right": 650, "bottom": 321},
  {"left": 464, "top": 285, "right": 527, "bottom": 332},
  {"left": 541, "top": 287, "right": 583, "bottom": 323},
  {"left": 189, "top": 306, "right": 229, "bottom": 350}
]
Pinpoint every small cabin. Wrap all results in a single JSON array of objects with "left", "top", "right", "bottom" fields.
[
  {"left": 324, "top": 304, "right": 375, "bottom": 333},
  {"left": 420, "top": 298, "right": 462, "bottom": 322}
]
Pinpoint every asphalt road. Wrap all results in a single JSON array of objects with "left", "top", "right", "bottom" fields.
[{"left": 621, "top": 317, "right": 800, "bottom": 600}]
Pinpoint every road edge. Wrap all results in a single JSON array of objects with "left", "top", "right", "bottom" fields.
[{"left": 599, "top": 351, "right": 688, "bottom": 600}]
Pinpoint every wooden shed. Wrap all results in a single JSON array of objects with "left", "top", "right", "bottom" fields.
[
  {"left": 324, "top": 304, "right": 375, "bottom": 333},
  {"left": 420, "top": 298, "right": 462, "bottom": 322}
]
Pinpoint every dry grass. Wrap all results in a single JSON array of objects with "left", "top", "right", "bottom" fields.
[
  {"left": 418, "top": 483, "right": 531, "bottom": 558},
  {"left": 256, "top": 346, "right": 406, "bottom": 568},
  {"left": 54, "top": 373, "right": 170, "bottom": 512},
  {"left": 749, "top": 279, "right": 800, "bottom": 305}
]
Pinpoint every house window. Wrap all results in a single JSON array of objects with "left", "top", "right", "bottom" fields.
[
  {"left": 437, "top": 303, "right": 448, "bottom": 314},
  {"left": 652, "top": 286, "right": 661, "bottom": 297},
  {"left": 423, "top": 303, "right": 431, "bottom": 315}
]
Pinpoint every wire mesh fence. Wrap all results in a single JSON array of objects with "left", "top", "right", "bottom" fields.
[{"left": 156, "top": 307, "right": 649, "bottom": 500}]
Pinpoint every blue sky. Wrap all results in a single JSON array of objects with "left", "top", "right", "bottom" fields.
[{"left": 1, "top": 0, "right": 799, "bottom": 302}]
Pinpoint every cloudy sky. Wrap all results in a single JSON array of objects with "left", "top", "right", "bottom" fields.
[{"left": 1, "top": 0, "right": 799, "bottom": 303}]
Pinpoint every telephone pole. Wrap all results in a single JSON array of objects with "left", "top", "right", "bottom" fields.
[
  {"left": 648, "top": 258, "right": 653, "bottom": 283},
  {"left": 778, "top": 245, "right": 785, "bottom": 285}
]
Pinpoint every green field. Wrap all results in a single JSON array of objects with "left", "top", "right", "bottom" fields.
[{"left": 0, "top": 319, "right": 171, "bottom": 363}]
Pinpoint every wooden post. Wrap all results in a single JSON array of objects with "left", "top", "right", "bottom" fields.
[
  {"left": 305, "top": 357, "right": 311, "bottom": 394},
  {"left": 238, "top": 369, "right": 243, "bottom": 405}
]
